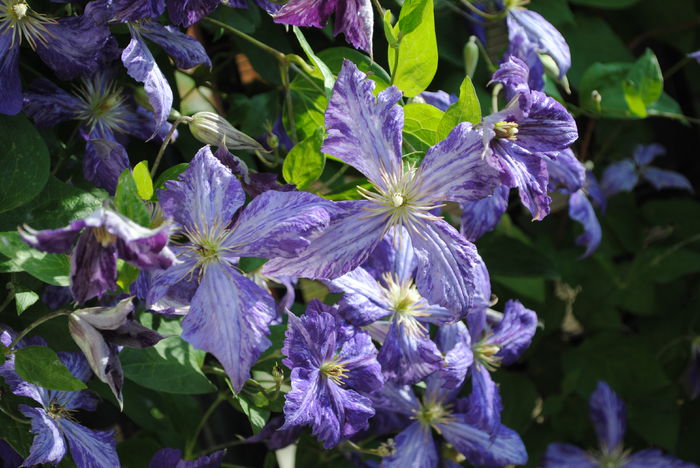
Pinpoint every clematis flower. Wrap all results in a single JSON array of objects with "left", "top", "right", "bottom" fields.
[
  {"left": 273, "top": 0, "right": 373, "bottom": 53},
  {"left": 0, "top": 331, "right": 120, "bottom": 468},
  {"left": 68, "top": 297, "right": 164, "bottom": 406},
  {"left": 19, "top": 207, "right": 176, "bottom": 304},
  {"left": 85, "top": 0, "right": 211, "bottom": 137},
  {"left": 601, "top": 144, "right": 693, "bottom": 198},
  {"left": 0, "top": 0, "right": 112, "bottom": 115},
  {"left": 149, "top": 447, "right": 225, "bottom": 468},
  {"left": 263, "top": 60, "right": 501, "bottom": 318},
  {"left": 144, "top": 145, "right": 335, "bottom": 391},
  {"left": 167, "top": 0, "right": 280, "bottom": 27},
  {"left": 23, "top": 70, "right": 171, "bottom": 193},
  {"left": 543, "top": 381, "right": 698, "bottom": 468},
  {"left": 280, "top": 300, "right": 383, "bottom": 448},
  {"left": 372, "top": 366, "right": 527, "bottom": 467},
  {"left": 327, "top": 227, "right": 485, "bottom": 385}
]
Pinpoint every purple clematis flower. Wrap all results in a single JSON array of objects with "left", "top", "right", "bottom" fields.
[
  {"left": 280, "top": 300, "right": 384, "bottom": 448},
  {"left": 149, "top": 447, "right": 225, "bottom": 468},
  {"left": 0, "top": 331, "right": 119, "bottom": 468},
  {"left": 263, "top": 60, "right": 501, "bottom": 318},
  {"left": 23, "top": 70, "right": 170, "bottom": 193},
  {"left": 0, "top": 1, "right": 112, "bottom": 115},
  {"left": 477, "top": 56, "right": 578, "bottom": 221},
  {"left": 372, "top": 363, "right": 528, "bottom": 467},
  {"left": 273, "top": 0, "right": 373, "bottom": 53},
  {"left": 144, "top": 145, "right": 334, "bottom": 391},
  {"left": 601, "top": 144, "right": 693, "bottom": 198},
  {"left": 327, "top": 227, "right": 457, "bottom": 385},
  {"left": 543, "top": 381, "right": 698, "bottom": 468},
  {"left": 20, "top": 208, "right": 175, "bottom": 304}
]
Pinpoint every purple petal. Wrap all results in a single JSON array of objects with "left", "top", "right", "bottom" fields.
[
  {"left": 623, "top": 449, "right": 699, "bottom": 468},
  {"left": 322, "top": 60, "right": 403, "bottom": 185},
  {"left": 19, "top": 406, "right": 66, "bottom": 466},
  {"left": 420, "top": 122, "right": 501, "bottom": 204},
  {"left": 488, "top": 299, "right": 537, "bottom": 365},
  {"left": 333, "top": 0, "right": 374, "bottom": 53},
  {"left": 83, "top": 138, "right": 131, "bottom": 195},
  {"left": 460, "top": 185, "right": 509, "bottom": 242},
  {"left": 464, "top": 365, "right": 503, "bottom": 431},
  {"left": 370, "top": 383, "right": 421, "bottom": 417},
  {"left": 149, "top": 447, "right": 225, "bottom": 468},
  {"left": 144, "top": 246, "right": 199, "bottom": 309},
  {"left": 435, "top": 322, "right": 473, "bottom": 389},
  {"left": 377, "top": 317, "right": 442, "bottom": 385},
  {"left": 633, "top": 143, "right": 665, "bottom": 166},
  {"left": 89, "top": 0, "right": 165, "bottom": 22},
  {"left": 122, "top": 29, "right": 173, "bottom": 140},
  {"left": 328, "top": 267, "right": 392, "bottom": 326},
  {"left": 505, "top": 29, "right": 545, "bottom": 92},
  {"left": 410, "top": 218, "right": 481, "bottom": 318},
  {"left": 223, "top": 191, "right": 334, "bottom": 259},
  {"left": 542, "top": 443, "right": 598, "bottom": 468},
  {"left": 601, "top": 159, "right": 638, "bottom": 197},
  {"left": 586, "top": 170, "right": 607, "bottom": 211},
  {"left": 59, "top": 419, "right": 119, "bottom": 468},
  {"left": 547, "top": 148, "right": 586, "bottom": 193},
  {"left": 689, "top": 51, "right": 700, "bottom": 64},
  {"left": 0, "top": 440, "right": 22, "bottom": 468},
  {"left": 70, "top": 231, "right": 118, "bottom": 303},
  {"left": 167, "top": 0, "right": 220, "bottom": 27},
  {"left": 516, "top": 91, "right": 578, "bottom": 153},
  {"left": 417, "top": 90, "right": 457, "bottom": 112},
  {"left": 0, "top": 34, "right": 22, "bottom": 115},
  {"left": 337, "top": 327, "right": 384, "bottom": 394},
  {"left": 282, "top": 306, "right": 337, "bottom": 371},
  {"left": 507, "top": 8, "right": 571, "bottom": 78},
  {"left": 160, "top": 146, "right": 245, "bottom": 229},
  {"left": 22, "top": 78, "right": 82, "bottom": 128},
  {"left": 491, "top": 56, "right": 532, "bottom": 109},
  {"left": 19, "top": 219, "right": 87, "bottom": 254},
  {"left": 182, "top": 262, "right": 274, "bottom": 391},
  {"left": 262, "top": 200, "right": 386, "bottom": 280},
  {"left": 436, "top": 417, "right": 528, "bottom": 467},
  {"left": 363, "top": 227, "right": 416, "bottom": 283},
  {"left": 568, "top": 190, "right": 601, "bottom": 258},
  {"left": 641, "top": 167, "right": 693, "bottom": 192},
  {"left": 138, "top": 21, "right": 211, "bottom": 69},
  {"left": 273, "top": 0, "right": 334, "bottom": 30},
  {"left": 382, "top": 422, "right": 438, "bottom": 468},
  {"left": 589, "top": 381, "right": 626, "bottom": 452}
]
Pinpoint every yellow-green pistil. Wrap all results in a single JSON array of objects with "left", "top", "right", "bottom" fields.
[
  {"left": 494, "top": 121, "right": 519, "bottom": 140},
  {"left": 320, "top": 358, "right": 349, "bottom": 386},
  {"left": 381, "top": 273, "right": 430, "bottom": 337},
  {"left": 0, "top": 0, "right": 55, "bottom": 49},
  {"left": 472, "top": 340, "right": 502, "bottom": 371}
]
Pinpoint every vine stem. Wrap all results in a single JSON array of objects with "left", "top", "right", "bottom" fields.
[
  {"left": 150, "top": 116, "right": 192, "bottom": 178},
  {"left": 203, "top": 17, "right": 286, "bottom": 62},
  {"left": 0, "top": 404, "right": 30, "bottom": 424},
  {"left": 184, "top": 393, "right": 227, "bottom": 459},
  {"left": 195, "top": 438, "right": 247, "bottom": 458},
  {"left": 459, "top": 0, "right": 505, "bottom": 20},
  {"left": 7, "top": 310, "right": 71, "bottom": 352}
]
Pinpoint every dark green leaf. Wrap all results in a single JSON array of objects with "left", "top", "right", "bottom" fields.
[
  {"left": 293, "top": 26, "right": 335, "bottom": 99},
  {"left": 154, "top": 163, "right": 189, "bottom": 191},
  {"left": 234, "top": 392, "right": 270, "bottom": 434},
  {"left": 14, "top": 346, "right": 86, "bottom": 391},
  {"left": 115, "top": 169, "right": 150, "bottom": 227},
  {"left": 0, "top": 232, "right": 70, "bottom": 286}
]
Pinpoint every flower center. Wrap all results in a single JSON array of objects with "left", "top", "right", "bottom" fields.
[
  {"left": 415, "top": 401, "right": 451, "bottom": 427},
  {"left": 320, "top": 358, "right": 348, "bottom": 386},
  {"left": 472, "top": 340, "right": 502, "bottom": 371},
  {"left": 47, "top": 402, "right": 72, "bottom": 420},
  {"left": 73, "top": 77, "right": 131, "bottom": 136},
  {"left": 180, "top": 221, "right": 238, "bottom": 276},
  {"left": 92, "top": 227, "right": 117, "bottom": 248},
  {"left": 595, "top": 446, "right": 630, "bottom": 468},
  {"left": 494, "top": 121, "right": 519, "bottom": 140},
  {"left": 0, "top": 0, "right": 56, "bottom": 49}
]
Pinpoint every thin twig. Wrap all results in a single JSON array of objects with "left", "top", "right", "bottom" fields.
[
  {"left": 7, "top": 310, "right": 71, "bottom": 352},
  {"left": 150, "top": 116, "right": 192, "bottom": 178},
  {"left": 184, "top": 393, "right": 227, "bottom": 459}
]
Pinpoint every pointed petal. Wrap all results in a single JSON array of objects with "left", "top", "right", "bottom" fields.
[
  {"left": 59, "top": 419, "right": 119, "bottom": 468},
  {"left": 491, "top": 55, "right": 532, "bottom": 109},
  {"left": 282, "top": 306, "right": 337, "bottom": 370},
  {"left": 70, "top": 232, "right": 118, "bottom": 303},
  {"left": 182, "top": 262, "right": 274, "bottom": 391},
  {"left": 327, "top": 267, "right": 391, "bottom": 326},
  {"left": 139, "top": 21, "right": 211, "bottom": 69},
  {"left": 262, "top": 201, "right": 386, "bottom": 279},
  {"left": 19, "top": 219, "right": 87, "bottom": 254},
  {"left": 160, "top": 146, "right": 245, "bottom": 229},
  {"left": 224, "top": 191, "right": 334, "bottom": 259},
  {"left": 623, "top": 449, "right": 699, "bottom": 468},
  {"left": 334, "top": 0, "right": 373, "bottom": 53},
  {"left": 547, "top": 148, "right": 586, "bottom": 193},
  {"left": 122, "top": 30, "right": 172, "bottom": 140},
  {"left": 378, "top": 318, "right": 442, "bottom": 385},
  {"left": 542, "top": 443, "right": 598, "bottom": 468},
  {"left": 601, "top": 159, "right": 638, "bottom": 197},
  {"left": 273, "top": 0, "right": 334, "bottom": 29},
  {"left": 382, "top": 422, "right": 438, "bottom": 468},
  {"left": 489, "top": 299, "right": 538, "bottom": 365},
  {"left": 463, "top": 365, "right": 503, "bottom": 431},
  {"left": 144, "top": 247, "right": 198, "bottom": 307},
  {"left": 0, "top": 35, "right": 22, "bottom": 115},
  {"left": 370, "top": 383, "right": 421, "bottom": 417},
  {"left": 409, "top": 218, "right": 480, "bottom": 318},
  {"left": 167, "top": 0, "right": 220, "bottom": 27},
  {"left": 83, "top": 138, "right": 131, "bottom": 195},
  {"left": 417, "top": 90, "right": 457, "bottom": 112},
  {"left": 641, "top": 167, "right": 693, "bottom": 192},
  {"left": 321, "top": 60, "right": 403, "bottom": 185},
  {"left": 589, "top": 381, "right": 626, "bottom": 452},
  {"left": 516, "top": 91, "right": 578, "bottom": 153},
  {"left": 507, "top": 8, "right": 571, "bottom": 78},
  {"left": 338, "top": 328, "right": 384, "bottom": 394},
  {"left": 149, "top": 447, "right": 225, "bottom": 468},
  {"left": 19, "top": 406, "right": 66, "bottom": 467},
  {"left": 22, "top": 78, "right": 82, "bottom": 128},
  {"left": 568, "top": 190, "right": 601, "bottom": 258},
  {"left": 633, "top": 143, "right": 665, "bottom": 166},
  {"left": 460, "top": 185, "right": 509, "bottom": 242},
  {"left": 436, "top": 417, "right": 527, "bottom": 467},
  {"left": 419, "top": 122, "right": 500, "bottom": 204},
  {"left": 363, "top": 227, "right": 416, "bottom": 283}
]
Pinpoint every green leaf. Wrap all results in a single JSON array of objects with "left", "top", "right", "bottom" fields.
[
  {"left": 289, "top": 74, "right": 327, "bottom": 141},
  {"left": 0, "top": 410, "right": 33, "bottom": 457},
  {"left": 133, "top": 161, "right": 154, "bottom": 200},
  {"left": 14, "top": 284, "right": 39, "bottom": 315},
  {"left": 437, "top": 75, "right": 481, "bottom": 140},
  {"left": 623, "top": 48, "right": 663, "bottom": 117},
  {"left": 120, "top": 316, "right": 216, "bottom": 394},
  {"left": 154, "top": 163, "right": 189, "bottom": 191},
  {"left": 115, "top": 169, "right": 150, "bottom": 227},
  {"left": 382, "top": 9, "right": 399, "bottom": 47},
  {"left": 317, "top": 48, "right": 391, "bottom": 90},
  {"left": 234, "top": 392, "right": 270, "bottom": 434},
  {"left": 403, "top": 103, "right": 444, "bottom": 151},
  {"left": 0, "top": 232, "right": 70, "bottom": 286},
  {"left": 0, "top": 115, "right": 50, "bottom": 214},
  {"left": 293, "top": 26, "right": 335, "bottom": 99},
  {"left": 14, "top": 346, "right": 87, "bottom": 391},
  {"left": 282, "top": 128, "right": 326, "bottom": 189},
  {"left": 388, "top": 0, "right": 438, "bottom": 97}
]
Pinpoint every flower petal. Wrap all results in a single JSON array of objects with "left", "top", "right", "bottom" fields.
[
  {"left": 601, "top": 159, "right": 638, "bottom": 197},
  {"left": 59, "top": 418, "right": 119, "bottom": 468},
  {"left": 488, "top": 299, "right": 538, "bottom": 365},
  {"left": 167, "top": 0, "right": 220, "bottom": 27},
  {"left": 149, "top": 447, "right": 226, "bottom": 468},
  {"left": 541, "top": 443, "right": 598, "bottom": 468},
  {"left": 0, "top": 35, "right": 22, "bottom": 115},
  {"left": 327, "top": 267, "right": 392, "bottom": 326},
  {"left": 138, "top": 21, "right": 211, "bottom": 69},
  {"left": 363, "top": 227, "right": 416, "bottom": 283},
  {"left": 22, "top": 78, "right": 82, "bottom": 128},
  {"left": 507, "top": 8, "right": 571, "bottom": 78},
  {"left": 623, "top": 449, "right": 699, "bottom": 468},
  {"left": 460, "top": 185, "right": 510, "bottom": 242},
  {"left": 333, "top": 0, "right": 373, "bottom": 53},
  {"left": 641, "top": 167, "right": 693, "bottom": 192},
  {"left": 589, "top": 381, "right": 626, "bottom": 452},
  {"left": 70, "top": 231, "right": 118, "bottom": 304},
  {"left": 382, "top": 422, "right": 438, "bottom": 468},
  {"left": 633, "top": 143, "right": 665, "bottom": 166},
  {"left": 83, "top": 138, "right": 131, "bottom": 195},
  {"left": 547, "top": 148, "right": 586, "bottom": 193},
  {"left": 377, "top": 317, "right": 442, "bottom": 386},
  {"left": 568, "top": 190, "right": 601, "bottom": 258},
  {"left": 322, "top": 60, "right": 403, "bottom": 186},
  {"left": 19, "top": 406, "right": 66, "bottom": 467},
  {"left": 516, "top": 90, "right": 578, "bottom": 153}
]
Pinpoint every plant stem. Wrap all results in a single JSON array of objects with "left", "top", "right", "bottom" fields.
[
  {"left": 459, "top": 0, "right": 504, "bottom": 20},
  {"left": 195, "top": 438, "right": 247, "bottom": 458},
  {"left": 280, "top": 63, "right": 298, "bottom": 145},
  {"left": 203, "top": 17, "right": 286, "bottom": 62},
  {"left": 0, "top": 283, "right": 15, "bottom": 315},
  {"left": 0, "top": 404, "right": 30, "bottom": 424},
  {"left": 185, "top": 393, "right": 227, "bottom": 459},
  {"left": 150, "top": 116, "right": 192, "bottom": 178},
  {"left": 7, "top": 310, "right": 71, "bottom": 352}
]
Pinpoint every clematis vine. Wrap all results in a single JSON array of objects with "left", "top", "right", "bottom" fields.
[
  {"left": 0, "top": 331, "right": 119, "bottom": 468},
  {"left": 144, "top": 145, "right": 335, "bottom": 391},
  {"left": 280, "top": 300, "right": 384, "bottom": 448},
  {"left": 543, "top": 381, "right": 699, "bottom": 468},
  {"left": 20, "top": 207, "right": 176, "bottom": 304},
  {"left": 263, "top": 60, "right": 500, "bottom": 318}
]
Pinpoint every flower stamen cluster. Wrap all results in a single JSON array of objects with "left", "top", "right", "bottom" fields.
[
  {"left": 0, "top": 0, "right": 55, "bottom": 49},
  {"left": 380, "top": 272, "right": 430, "bottom": 337},
  {"left": 494, "top": 121, "right": 519, "bottom": 140},
  {"left": 73, "top": 79, "right": 131, "bottom": 136},
  {"left": 473, "top": 338, "right": 503, "bottom": 371},
  {"left": 319, "top": 356, "right": 349, "bottom": 386}
]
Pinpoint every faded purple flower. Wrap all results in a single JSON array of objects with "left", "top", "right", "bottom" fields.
[
  {"left": 20, "top": 208, "right": 175, "bottom": 304},
  {"left": 280, "top": 300, "right": 383, "bottom": 448}
]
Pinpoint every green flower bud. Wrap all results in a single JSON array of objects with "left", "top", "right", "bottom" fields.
[
  {"left": 189, "top": 112, "right": 266, "bottom": 152},
  {"left": 464, "top": 36, "right": 479, "bottom": 78}
]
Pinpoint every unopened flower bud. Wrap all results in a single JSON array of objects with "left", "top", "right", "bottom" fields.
[
  {"left": 539, "top": 53, "right": 571, "bottom": 94},
  {"left": 73, "top": 296, "right": 134, "bottom": 330},
  {"left": 591, "top": 90, "right": 602, "bottom": 112},
  {"left": 189, "top": 112, "right": 266, "bottom": 152},
  {"left": 464, "top": 36, "right": 479, "bottom": 78}
]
